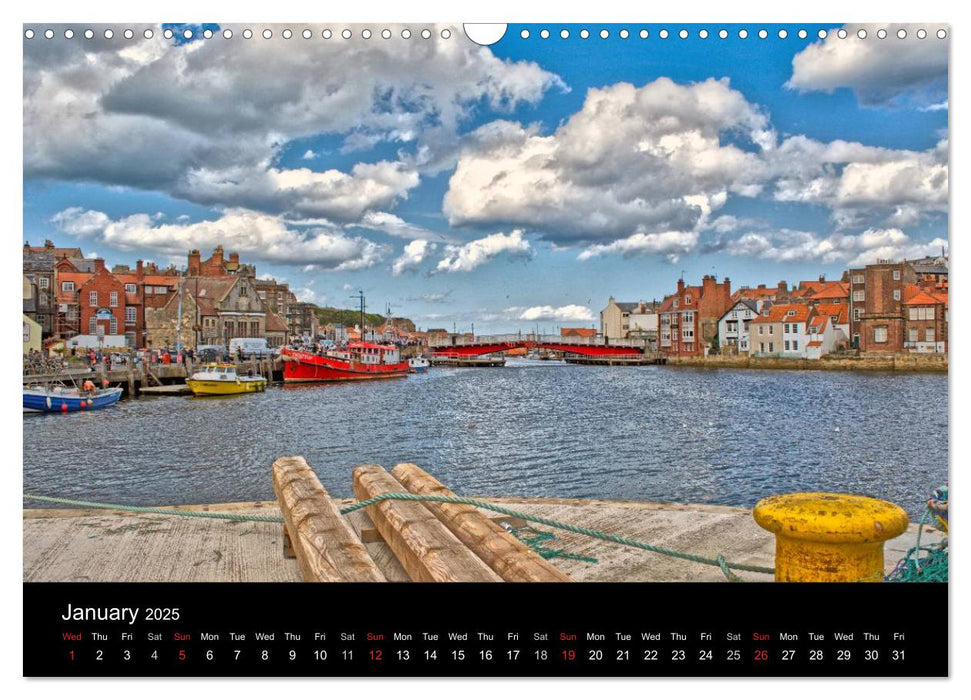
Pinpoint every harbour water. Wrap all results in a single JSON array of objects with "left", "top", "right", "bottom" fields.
[{"left": 23, "top": 361, "right": 947, "bottom": 518}]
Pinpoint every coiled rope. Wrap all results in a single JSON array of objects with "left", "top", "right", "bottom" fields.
[{"left": 24, "top": 492, "right": 774, "bottom": 580}]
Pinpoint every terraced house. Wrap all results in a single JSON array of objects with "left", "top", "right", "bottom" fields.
[{"left": 657, "top": 276, "right": 732, "bottom": 357}]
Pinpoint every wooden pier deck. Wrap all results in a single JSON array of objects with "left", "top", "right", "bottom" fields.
[
  {"left": 23, "top": 357, "right": 283, "bottom": 395},
  {"left": 22, "top": 496, "right": 942, "bottom": 583}
]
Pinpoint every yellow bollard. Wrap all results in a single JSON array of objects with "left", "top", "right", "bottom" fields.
[{"left": 753, "top": 492, "right": 909, "bottom": 582}]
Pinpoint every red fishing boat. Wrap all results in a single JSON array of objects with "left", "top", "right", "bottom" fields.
[{"left": 281, "top": 342, "right": 410, "bottom": 383}]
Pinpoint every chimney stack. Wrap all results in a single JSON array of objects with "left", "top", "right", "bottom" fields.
[
  {"left": 212, "top": 245, "right": 224, "bottom": 268},
  {"left": 188, "top": 249, "right": 201, "bottom": 276},
  {"left": 677, "top": 279, "right": 685, "bottom": 294},
  {"left": 93, "top": 258, "right": 105, "bottom": 273},
  {"left": 136, "top": 260, "right": 144, "bottom": 277}
]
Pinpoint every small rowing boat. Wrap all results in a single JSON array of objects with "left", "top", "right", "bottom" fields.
[{"left": 23, "top": 385, "right": 123, "bottom": 413}]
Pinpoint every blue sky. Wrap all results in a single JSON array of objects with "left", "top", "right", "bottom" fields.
[{"left": 23, "top": 23, "right": 948, "bottom": 333}]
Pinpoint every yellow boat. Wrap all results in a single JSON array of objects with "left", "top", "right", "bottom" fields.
[{"left": 186, "top": 363, "right": 267, "bottom": 396}]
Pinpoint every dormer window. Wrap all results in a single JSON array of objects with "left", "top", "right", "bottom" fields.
[
  {"left": 684, "top": 296, "right": 691, "bottom": 305},
  {"left": 673, "top": 299, "right": 679, "bottom": 309},
  {"left": 787, "top": 310, "right": 796, "bottom": 317}
]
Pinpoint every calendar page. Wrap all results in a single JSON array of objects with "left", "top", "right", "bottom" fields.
[{"left": 21, "top": 20, "right": 948, "bottom": 678}]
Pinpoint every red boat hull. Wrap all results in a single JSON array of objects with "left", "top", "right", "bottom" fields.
[{"left": 282, "top": 349, "right": 410, "bottom": 383}]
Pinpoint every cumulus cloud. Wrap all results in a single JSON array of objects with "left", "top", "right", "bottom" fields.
[
  {"left": 435, "top": 230, "right": 532, "bottom": 273},
  {"left": 392, "top": 240, "right": 436, "bottom": 276},
  {"left": 444, "top": 78, "right": 772, "bottom": 244},
  {"left": 730, "top": 227, "right": 948, "bottom": 266},
  {"left": 52, "top": 207, "right": 388, "bottom": 270},
  {"left": 577, "top": 231, "right": 699, "bottom": 263},
  {"left": 768, "top": 136, "right": 948, "bottom": 227},
  {"left": 516, "top": 305, "right": 595, "bottom": 322},
  {"left": 788, "top": 24, "right": 949, "bottom": 107},
  {"left": 24, "top": 24, "right": 564, "bottom": 219}
]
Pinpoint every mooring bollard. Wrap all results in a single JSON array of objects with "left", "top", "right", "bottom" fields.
[{"left": 753, "top": 492, "right": 909, "bottom": 582}]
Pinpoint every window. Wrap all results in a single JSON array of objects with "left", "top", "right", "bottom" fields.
[
  {"left": 760, "top": 342, "right": 765, "bottom": 353},
  {"left": 39, "top": 277, "right": 49, "bottom": 289},
  {"left": 768, "top": 342, "right": 774, "bottom": 353},
  {"left": 852, "top": 274, "right": 864, "bottom": 285},
  {"left": 910, "top": 307, "right": 936, "bottom": 321},
  {"left": 683, "top": 311, "right": 694, "bottom": 324},
  {"left": 88, "top": 291, "right": 98, "bottom": 307},
  {"left": 684, "top": 296, "right": 691, "bottom": 305},
  {"left": 784, "top": 340, "right": 790, "bottom": 351},
  {"left": 792, "top": 323, "right": 799, "bottom": 334},
  {"left": 893, "top": 269, "right": 901, "bottom": 281},
  {"left": 125, "top": 307, "right": 137, "bottom": 324},
  {"left": 61, "top": 281, "right": 74, "bottom": 292},
  {"left": 673, "top": 299, "right": 679, "bottom": 309},
  {"left": 743, "top": 320, "right": 750, "bottom": 332},
  {"left": 853, "top": 308, "right": 862, "bottom": 321},
  {"left": 109, "top": 291, "right": 119, "bottom": 307},
  {"left": 893, "top": 289, "right": 901, "bottom": 301},
  {"left": 926, "top": 328, "right": 935, "bottom": 343},
  {"left": 784, "top": 324, "right": 790, "bottom": 333},
  {"left": 239, "top": 286, "right": 248, "bottom": 297},
  {"left": 109, "top": 318, "right": 117, "bottom": 334},
  {"left": 852, "top": 290, "right": 865, "bottom": 302},
  {"left": 89, "top": 318, "right": 97, "bottom": 333},
  {"left": 793, "top": 340, "right": 799, "bottom": 351},
  {"left": 909, "top": 328, "right": 919, "bottom": 342},
  {"left": 125, "top": 283, "right": 137, "bottom": 294},
  {"left": 874, "top": 326, "right": 888, "bottom": 343},
  {"left": 759, "top": 325, "right": 764, "bottom": 336}
]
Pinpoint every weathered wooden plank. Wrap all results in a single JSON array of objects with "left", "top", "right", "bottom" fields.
[
  {"left": 391, "top": 463, "right": 571, "bottom": 582},
  {"left": 272, "top": 456, "right": 385, "bottom": 582},
  {"left": 352, "top": 465, "right": 502, "bottom": 582}
]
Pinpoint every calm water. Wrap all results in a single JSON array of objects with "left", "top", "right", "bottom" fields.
[{"left": 23, "top": 361, "right": 948, "bottom": 517}]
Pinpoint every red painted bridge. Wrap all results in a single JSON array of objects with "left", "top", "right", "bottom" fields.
[{"left": 428, "top": 333, "right": 650, "bottom": 358}]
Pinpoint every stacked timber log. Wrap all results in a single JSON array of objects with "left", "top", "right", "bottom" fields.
[
  {"left": 271, "top": 456, "right": 570, "bottom": 582},
  {"left": 390, "top": 463, "right": 570, "bottom": 582},
  {"left": 272, "top": 456, "right": 385, "bottom": 582}
]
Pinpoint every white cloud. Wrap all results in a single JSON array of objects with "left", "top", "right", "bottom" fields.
[
  {"left": 392, "top": 240, "right": 436, "bottom": 276},
  {"left": 52, "top": 207, "right": 388, "bottom": 270},
  {"left": 435, "top": 230, "right": 532, "bottom": 273},
  {"left": 444, "top": 78, "right": 772, "bottom": 244},
  {"left": 577, "top": 231, "right": 699, "bottom": 263},
  {"left": 24, "top": 24, "right": 564, "bottom": 219},
  {"left": 769, "top": 136, "right": 948, "bottom": 227},
  {"left": 516, "top": 305, "right": 594, "bottom": 322},
  {"left": 302, "top": 150, "right": 317, "bottom": 160},
  {"left": 356, "top": 211, "right": 453, "bottom": 241},
  {"left": 730, "top": 227, "right": 948, "bottom": 266},
  {"left": 788, "top": 24, "right": 948, "bottom": 107}
]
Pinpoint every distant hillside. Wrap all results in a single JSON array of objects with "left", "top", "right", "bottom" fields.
[{"left": 313, "top": 306, "right": 416, "bottom": 332}]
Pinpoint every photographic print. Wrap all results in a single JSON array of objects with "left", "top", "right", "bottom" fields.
[{"left": 21, "top": 21, "right": 949, "bottom": 677}]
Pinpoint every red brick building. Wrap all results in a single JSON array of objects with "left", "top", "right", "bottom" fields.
[
  {"left": 54, "top": 258, "right": 180, "bottom": 347},
  {"left": 658, "top": 275, "right": 732, "bottom": 356},
  {"left": 848, "top": 261, "right": 918, "bottom": 352}
]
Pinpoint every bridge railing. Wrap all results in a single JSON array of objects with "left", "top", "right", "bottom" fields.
[{"left": 429, "top": 333, "right": 649, "bottom": 348}]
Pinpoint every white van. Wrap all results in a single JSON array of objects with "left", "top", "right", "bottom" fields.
[{"left": 228, "top": 337, "right": 271, "bottom": 359}]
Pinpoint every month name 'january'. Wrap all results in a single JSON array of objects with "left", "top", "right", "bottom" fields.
[{"left": 61, "top": 604, "right": 139, "bottom": 625}]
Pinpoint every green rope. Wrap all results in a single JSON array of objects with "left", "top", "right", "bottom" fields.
[
  {"left": 24, "top": 492, "right": 773, "bottom": 580},
  {"left": 886, "top": 485, "right": 948, "bottom": 583},
  {"left": 24, "top": 494, "right": 286, "bottom": 522}
]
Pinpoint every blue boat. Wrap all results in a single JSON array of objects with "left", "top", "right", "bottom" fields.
[{"left": 23, "top": 386, "right": 123, "bottom": 413}]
